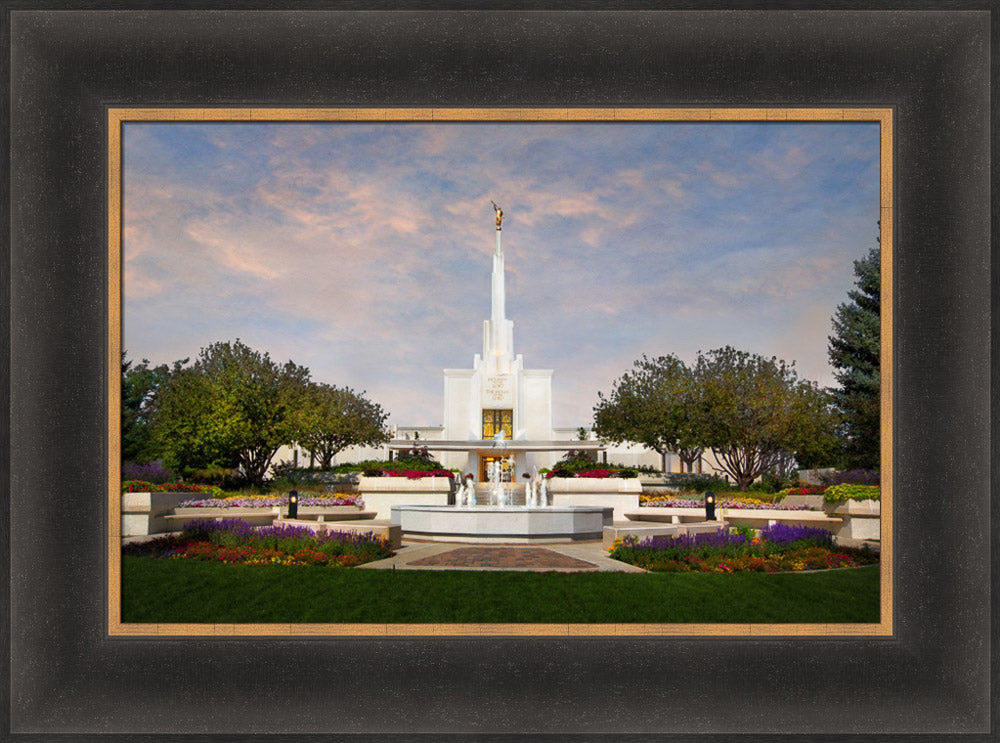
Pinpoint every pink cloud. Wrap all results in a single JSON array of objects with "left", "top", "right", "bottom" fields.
[{"left": 184, "top": 224, "right": 283, "bottom": 280}]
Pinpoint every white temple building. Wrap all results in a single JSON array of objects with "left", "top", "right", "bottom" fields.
[{"left": 385, "top": 203, "right": 607, "bottom": 481}]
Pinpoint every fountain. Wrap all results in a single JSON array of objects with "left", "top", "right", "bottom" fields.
[
  {"left": 396, "top": 457, "right": 609, "bottom": 543},
  {"left": 391, "top": 502, "right": 613, "bottom": 543},
  {"left": 400, "top": 438, "right": 608, "bottom": 542}
]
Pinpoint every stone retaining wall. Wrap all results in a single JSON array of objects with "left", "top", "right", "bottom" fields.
[
  {"left": 357, "top": 476, "right": 453, "bottom": 519},
  {"left": 546, "top": 477, "right": 642, "bottom": 521},
  {"left": 121, "top": 491, "right": 204, "bottom": 537}
]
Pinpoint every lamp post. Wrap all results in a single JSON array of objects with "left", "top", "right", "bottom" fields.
[
  {"left": 704, "top": 491, "right": 717, "bottom": 521},
  {"left": 288, "top": 490, "right": 299, "bottom": 520}
]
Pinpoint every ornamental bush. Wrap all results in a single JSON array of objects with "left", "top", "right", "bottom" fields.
[
  {"left": 177, "top": 494, "right": 364, "bottom": 509},
  {"left": 544, "top": 468, "right": 638, "bottom": 479},
  {"left": 124, "top": 517, "right": 393, "bottom": 566},
  {"left": 822, "top": 483, "right": 880, "bottom": 503},
  {"left": 122, "top": 480, "right": 222, "bottom": 497},
  {"left": 378, "top": 469, "right": 454, "bottom": 479},
  {"left": 639, "top": 494, "right": 816, "bottom": 511},
  {"left": 608, "top": 525, "right": 875, "bottom": 572},
  {"left": 121, "top": 461, "right": 174, "bottom": 484},
  {"left": 663, "top": 473, "right": 730, "bottom": 492},
  {"left": 821, "top": 468, "right": 880, "bottom": 486}
]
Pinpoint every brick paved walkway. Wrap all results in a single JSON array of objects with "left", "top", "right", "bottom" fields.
[{"left": 406, "top": 546, "right": 598, "bottom": 570}]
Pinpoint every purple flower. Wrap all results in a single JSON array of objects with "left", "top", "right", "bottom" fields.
[
  {"left": 644, "top": 498, "right": 814, "bottom": 511},
  {"left": 121, "top": 461, "right": 174, "bottom": 483},
  {"left": 178, "top": 495, "right": 364, "bottom": 509},
  {"left": 759, "top": 523, "right": 833, "bottom": 546},
  {"left": 635, "top": 530, "right": 750, "bottom": 552}
]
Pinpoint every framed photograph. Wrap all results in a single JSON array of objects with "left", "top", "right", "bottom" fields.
[
  {"left": 109, "top": 106, "right": 892, "bottom": 638},
  {"left": 7, "top": 6, "right": 993, "bottom": 739}
]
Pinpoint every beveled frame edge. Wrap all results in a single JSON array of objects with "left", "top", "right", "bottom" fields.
[{"left": 106, "top": 106, "right": 893, "bottom": 639}]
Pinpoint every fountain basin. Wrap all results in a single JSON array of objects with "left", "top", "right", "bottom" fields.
[{"left": 390, "top": 505, "right": 613, "bottom": 544}]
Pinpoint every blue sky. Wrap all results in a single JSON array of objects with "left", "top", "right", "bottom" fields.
[{"left": 122, "top": 121, "right": 880, "bottom": 428}]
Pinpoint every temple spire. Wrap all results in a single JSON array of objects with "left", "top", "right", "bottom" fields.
[
  {"left": 484, "top": 202, "right": 512, "bottom": 369},
  {"left": 490, "top": 202, "right": 505, "bottom": 326}
]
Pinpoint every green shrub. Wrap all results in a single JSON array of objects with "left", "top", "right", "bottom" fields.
[
  {"left": 614, "top": 463, "right": 660, "bottom": 474},
  {"left": 186, "top": 466, "right": 249, "bottom": 491},
  {"left": 748, "top": 471, "right": 798, "bottom": 494},
  {"left": 554, "top": 450, "right": 599, "bottom": 471},
  {"left": 820, "top": 468, "right": 880, "bottom": 486},
  {"left": 664, "top": 473, "right": 730, "bottom": 492},
  {"left": 823, "top": 483, "right": 880, "bottom": 503}
]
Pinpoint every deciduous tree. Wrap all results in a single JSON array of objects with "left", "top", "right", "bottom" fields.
[
  {"left": 694, "top": 346, "right": 834, "bottom": 490},
  {"left": 152, "top": 340, "right": 310, "bottom": 484},
  {"left": 593, "top": 354, "right": 705, "bottom": 472},
  {"left": 293, "top": 383, "right": 391, "bottom": 469}
]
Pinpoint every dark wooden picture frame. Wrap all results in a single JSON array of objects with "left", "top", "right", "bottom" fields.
[{"left": 6, "top": 6, "right": 993, "bottom": 738}]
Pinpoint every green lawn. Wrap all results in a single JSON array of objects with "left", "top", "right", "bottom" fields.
[{"left": 121, "top": 557, "right": 880, "bottom": 624}]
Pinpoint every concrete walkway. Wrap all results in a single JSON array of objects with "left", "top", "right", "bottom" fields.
[{"left": 357, "top": 539, "right": 647, "bottom": 573}]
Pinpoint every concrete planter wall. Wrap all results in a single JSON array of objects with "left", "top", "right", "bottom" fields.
[
  {"left": 824, "top": 498, "right": 881, "bottom": 540},
  {"left": 357, "top": 476, "right": 454, "bottom": 520},
  {"left": 776, "top": 494, "right": 826, "bottom": 510},
  {"left": 121, "top": 491, "right": 206, "bottom": 537},
  {"left": 824, "top": 498, "right": 881, "bottom": 516},
  {"left": 166, "top": 507, "right": 281, "bottom": 531},
  {"left": 624, "top": 505, "right": 844, "bottom": 532},
  {"left": 546, "top": 477, "right": 641, "bottom": 521},
  {"left": 166, "top": 505, "right": 374, "bottom": 531}
]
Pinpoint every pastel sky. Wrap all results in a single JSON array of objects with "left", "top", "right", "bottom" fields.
[{"left": 122, "top": 120, "right": 880, "bottom": 429}]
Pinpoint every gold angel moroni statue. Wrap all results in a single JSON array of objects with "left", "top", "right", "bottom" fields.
[{"left": 490, "top": 200, "right": 503, "bottom": 230}]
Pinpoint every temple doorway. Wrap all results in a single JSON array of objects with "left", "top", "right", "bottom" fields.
[{"left": 480, "top": 455, "right": 515, "bottom": 483}]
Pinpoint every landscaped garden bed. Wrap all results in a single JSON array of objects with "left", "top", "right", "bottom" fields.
[
  {"left": 176, "top": 493, "right": 364, "bottom": 508},
  {"left": 820, "top": 483, "right": 880, "bottom": 503},
  {"left": 124, "top": 518, "right": 394, "bottom": 567},
  {"left": 545, "top": 467, "right": 639, "bottom": 479},
  {"left": 123, "top": 479, "right": 221, "bottom": 495},
  {"left": 640, "top": 493, "right": 818, "bottom": 511},
  {"left": 608, "top": 524, "right": 879, "bottom": 573}
]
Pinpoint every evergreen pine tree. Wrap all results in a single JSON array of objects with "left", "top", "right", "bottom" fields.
[{"left": 828, "top": 239, "right": 881, "bottom": 469}]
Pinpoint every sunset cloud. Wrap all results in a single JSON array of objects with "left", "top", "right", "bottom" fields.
[{"left": 122, "top": 121, "right": 879, "bottom": 428}]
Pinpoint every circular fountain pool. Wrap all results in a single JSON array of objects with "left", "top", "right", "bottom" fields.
[{"left": 390, "top": 504, "right": 613, "bottom": 544}]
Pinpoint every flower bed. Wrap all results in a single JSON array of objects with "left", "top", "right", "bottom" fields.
[
  {"left": 609, "top": 524, "right": 878, "bottom": 572},
  {"left": 822, "top": 483, "right": 880, "bottom": 503},
  {"left": 365, "top": 469, "right": 455, "bottom": 479},
  {"left": 123, "top": 518, "right": 392, "bottom": 567},
  {"left": 121, "top": 462, "right": 174, "bottom": 483},
  {"left": 775, "top": 485, "right": 829, "bottom": 496},
  {"left": 639, "top": 494, "right": 817, "bottom": 511},
  {"left": 177, "top": 494, "right": 364, "bottom": 508},
  {"left": 122, "top": 480, "right": 221, "bottom": 495},
  {"left": 546, "top": 468, "right": 637, "bottom": 479}
]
